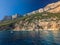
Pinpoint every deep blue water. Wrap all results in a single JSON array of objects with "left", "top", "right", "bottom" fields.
[{"left": 0, "top": 30, "right": 60, "bottom": 45}]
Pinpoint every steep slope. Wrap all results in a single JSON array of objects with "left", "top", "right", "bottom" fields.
[
  {"left": 0, "top": 12, "right": 60, "bottom": 31},
  {"left": 26, "top": 1, "right": 60, "bottom": 15},
  {"left": 0, "top": 1, "right": 60, "bottom": 31},
  {"left": 44, "top": 1, "right": 60, "bottom": 13},
  {"left": 38, "top": 1, "right": 60, "bottom": 13},
  {"left": 13, "top": 12, "right": 60, "bottom": 31}
]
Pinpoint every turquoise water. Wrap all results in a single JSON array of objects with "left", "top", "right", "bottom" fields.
[{"left": 0, "top": 30, "right": 60, "bottom": 45}]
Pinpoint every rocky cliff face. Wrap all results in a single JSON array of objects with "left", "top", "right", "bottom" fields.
[
  {"left": 13, "top": 12, "right": 60, "bottom": 31},
  {"left": 13, "top": 1, "right": 60, "bottom": 31},
  {"left": 39, "top": 1, "right": 60, "bottom": 13},
  {"left": 44, "top": 1, "right": 60, "bottom": 13},
  {"left": 26, "top": 1, "right": 60, "bottom": 15},
  {"left": 13, "top": 19, "right": 60, "bottom": 31},
  {"left": 0, "top": 1, "right": 60, "bottom": 31}
]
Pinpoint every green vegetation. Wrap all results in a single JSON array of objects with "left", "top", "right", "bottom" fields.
[{"left": 0, "top": 12, "right": 60, "bottom": 27}]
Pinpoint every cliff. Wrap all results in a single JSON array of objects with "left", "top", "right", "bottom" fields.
[
  {"left": 0, "top": 12, "right": 60, "bottom": 31},
  {"left": 29, "top": 1, "right": 60, "bottom": 14},
  {"left": 44, "top": 1, "right": 60, "bottom": 13},
  {"left": 13, "top": 13, "right": 60, "bottom": 31},
  {"left": 0, "top": 1, "right": 60, "bottom": 31}
]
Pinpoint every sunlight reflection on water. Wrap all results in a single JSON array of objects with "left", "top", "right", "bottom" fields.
[{"left": 0, "top": 30, "right": 60, "bottom": 45}]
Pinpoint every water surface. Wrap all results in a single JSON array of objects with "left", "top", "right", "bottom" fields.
[{"left": 0, "top": 30, "right": 60, "bottom": 45}]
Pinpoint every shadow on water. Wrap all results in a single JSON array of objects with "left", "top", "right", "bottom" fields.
[{"left": 0, "top": 30, "right": 60, "bottom": 45}]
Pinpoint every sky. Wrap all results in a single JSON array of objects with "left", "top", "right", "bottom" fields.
[{"left": 0, "top": 0, "right": 58, "bottom": 20}]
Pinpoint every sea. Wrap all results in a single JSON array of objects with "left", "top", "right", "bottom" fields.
[{"left": 0, "top": 30, "right": 60, "bottom": 45}]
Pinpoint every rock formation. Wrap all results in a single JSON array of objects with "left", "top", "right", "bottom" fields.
[{"left": 0, "top": 1, "right": 60, "bottom": 31}]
